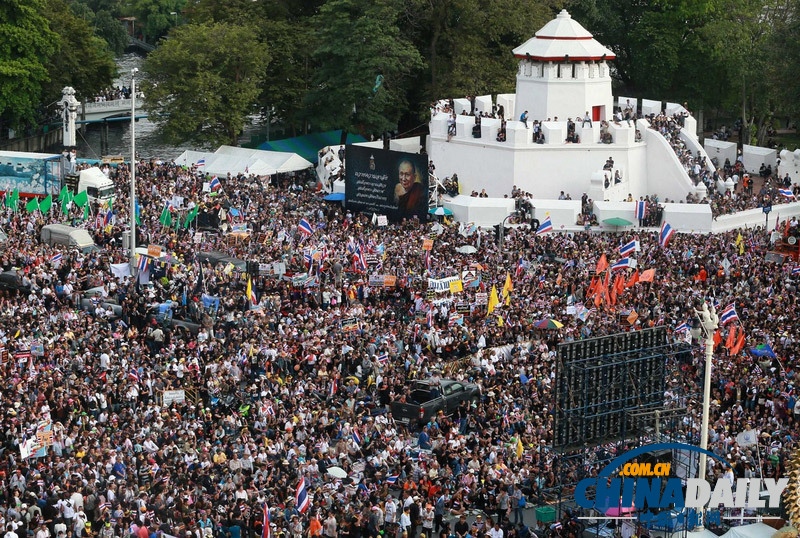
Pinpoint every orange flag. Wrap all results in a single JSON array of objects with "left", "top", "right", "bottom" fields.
[
  {"left": 596, "top": 253, "right": 609, "bottom": 274},
  {"left": 714, "top": 329, "right": 722, "bottom": 349},
  {"left": 732, "top": 330, "right": 746, "bottom": 355},
  {"left": 594, "top": 288, "right": 603, "bottom": 307},
  {"left": 725, "top": 325, "right": 737, "bottom": 350},
  {"left": 627, "top": 310, "right": 639, "bottom": 325},
  {"left": 615, "top": 274, "right": 626, "bottom": 295},
  {"left": 713, "top": 329, "right": 722, "bottom": 349},
  {"left": 639, "top": 268, "right": 655, "bottom": 282},
  {"left": 626, "top": 270, "right": 639, "bottom": 288},
  {"left": 588, "top": 276, "right": 597, "bottom": 295}
]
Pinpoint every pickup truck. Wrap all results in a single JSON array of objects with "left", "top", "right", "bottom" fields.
[{"left": 390, "top": 379, "right": 480, "bottom": 426}]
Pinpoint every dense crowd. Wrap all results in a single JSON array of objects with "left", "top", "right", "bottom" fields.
[{"left": 0, "top": 160, "right": 799, "bottom": 538}]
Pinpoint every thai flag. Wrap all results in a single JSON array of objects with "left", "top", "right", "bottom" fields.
[
  {"left": 128, "top": 369, "right": 140, "bottom": 382},
  {"left": 295, "top": 478, "right": 310, "bottom": 514},
  {"left": 553, "top": 522, "right": 563, "bottom": 530},
  {"left": 386, "top": 474, "right": 399, "bottom": 485},
  {"left": 538, "top": 275, "right": 545, "bottom": 289},
  {"left": 674, "top": 322, "right": 691, "bottom": 334},
  {"left": 779, "top": 188, "right": 795, "bottom": 199},
  {"left": 424, "top": 250, "right": 431, "bottom": 270},
  {"left": 352, "top": 431, "right": 362, "bottom": 445},
  {"left": 618, "top": 239, "right": 638, "bottom": 257},
  {"left": 103, "top": 209, "right": 113, "bottom": 226},
  {"left": 792, "top": 267, "right": 800, "bottom": 275},
  {"left": 266, "top": 406, "right": 276, "bottom": 416},
  {"left": 536, "top": 215, "right": 553, "bottom": 234},
  {"left": 659, "top": 222, "right": 675, "bottom": 248},
  {"left": 634, "top": 200, "right": 647, "bottom": 220},
  {"left": 611, "top": 258, "right": 630, "bottom": 271},
  {"left": 427, "top": 309, "right": 434, "bottom": 327},
  {"left": 298, "top": 218, "right": 314, "bottom": 236},
  {"left": 196, "top": 159, "right": 205, "bottom": 167},
  {"left": 51, "top": 253, "right": 63, "bottom": 265},
  {"left": 98, "top": 502, "right": 111, "bottom": 512},
  {"left": 262, "top": 503, "right": 270, "bottom": 538},
  {"left": 515, "top": 258, "right": 526, "bottom": 279},
  {"left": 329, "top": 378, "right": 337, "bottom": 397},
  {"left": 209, "top": 176, "right": 221, "bottom": 191},
  {"left": 377, "top": 353, "right": 388, "bottom": 365},
  {"left": 720, "top": 303, "right": 738, "bottom": 324},
  {"left": 137, "top": 255, "right": 150, "bottom": 273}
]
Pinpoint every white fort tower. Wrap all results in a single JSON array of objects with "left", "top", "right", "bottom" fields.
[
  {"left": 513, "top": 9, "right": 614, "bottom": 124},
  {"left": 427, "top": 9, "right": 710, "bottom": 208}
]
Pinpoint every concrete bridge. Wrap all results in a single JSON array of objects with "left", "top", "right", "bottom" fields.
[{"left": 82, "top": 97, "right": 146, "bottom": 122}]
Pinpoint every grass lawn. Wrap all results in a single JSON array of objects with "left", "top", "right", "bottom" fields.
[{"left": 774, "top": 132, "right": 800, "bottom": 151}]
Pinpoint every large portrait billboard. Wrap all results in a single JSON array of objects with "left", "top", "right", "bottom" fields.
[{"left": 344, "top": 146, "right": 429, "bottom": 220}]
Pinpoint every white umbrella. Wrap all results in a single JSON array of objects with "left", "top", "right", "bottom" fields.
[
  {"left": 456, "top": 245, "right": 477, "bottom": 254},
  {"left": 326, "top": 466, "right": 347, "bottom": 479}
]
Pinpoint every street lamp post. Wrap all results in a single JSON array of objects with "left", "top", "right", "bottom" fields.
[
  {"left": 693, "top": 302, "right": 719, "bottom": 529},
  {"left": 129, "top": 68, "right": 138, "bottom": 272}
]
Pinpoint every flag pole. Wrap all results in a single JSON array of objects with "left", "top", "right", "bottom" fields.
[{"left": 129, "top": 68, "right": 138, "bottom": 274}]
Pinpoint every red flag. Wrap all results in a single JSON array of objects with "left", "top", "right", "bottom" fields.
[
  {"left": 588, "top": 276, "right": 597, "bottom": 295},
  {"left": 732, "top": 330, "right": 746, "bottom": 356},
  {"left": 615, "top": 274, "right": 625, "bottom": 295},
  {"left": 713, "top": 329, "right": 722, "bottom": 349},
  {"left": 725, "top": 325, "right": 737, "bottom": 350},
  {"left": 625, "top": 270, "right": 639, "bottom": 288},
  {"left": 596, "top": 253, "right": 609, "bottom": 274}
]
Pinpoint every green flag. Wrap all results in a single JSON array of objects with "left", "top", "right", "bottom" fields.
[
  {"left": 9, "top": 189, "right": 19, "bottom": 211},
  {"left": 135, "top": 212, "right": 141, "bottom": 226},
  {"left": 183, "top": 206, "right": 198, "bottom": 229},
  {"left": 25, "top": 197, "right": 39, "bottom": 214},
  {"left": 174, "top": 213, "right": 181, "bottom": 230},
  {"left": 4, "top": 191, "right": 11, "bottom": 209},
  {"left": 73, "top": 190, "right": 88, "bottom": 207},
  {"left": 39, "top": 194, "right": 52, "bottom": 214},
  {"left": 159, "top": 207, "right": 172, "bottom": 227},
  {"left": 82, "top": 204, "right": 90, "bottom": 221},
  {"left": 62, "top": 191, "right": 71, "bottom": 216},
  {"left": 58, "top": 185, "right": 68, "bottom": 202}
]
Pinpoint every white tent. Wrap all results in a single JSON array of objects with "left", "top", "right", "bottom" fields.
[
  {"left": 720, "top": 523, "right": 777, "bottom": 538},
  {"left": 174, "top": 146, "right": 312, "bottom": 176}
]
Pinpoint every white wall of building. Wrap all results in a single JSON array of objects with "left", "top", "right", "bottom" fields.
[
  {"left": 742, "top": 144, "right": 777, "bottom": 174},
  {"left": 711, "top": 201, "right": 800, "bottom": 233},
  {"left": 662, "top": 203, "right": 713, "bottom": 232},
  {"left": 704, "top": 139, "right": 737, "bottom": 168},
  {"left": 642, "top": 125, "right": 695, "bottom": 202},
  {"left": 779, "top": 149, "right": 800, "bottom": 184},
  {"left": 515, "top": 60, "right": 613, "bottom": 122}
]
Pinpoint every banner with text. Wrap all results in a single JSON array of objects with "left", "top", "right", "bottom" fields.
[{"left": 345, "top": 146, "right": 429, "bottom": 220}]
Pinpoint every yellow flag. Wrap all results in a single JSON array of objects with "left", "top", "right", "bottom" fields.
[
  {"left": 736, "top": 232, "right": 744, "bottom": 255},
  {"left": 487, "top": 285, "right": 500, "bottom": 315},
  {"left": 516, "top": 437, "right": 524, "bottom": 459},
  {"left": 497, "top": 315, "right": 504, "bottom": 327},
  {"left": 246, "top": 277, "right": 256, "bottom": 305},
  {"left": 502, "top": 272, "right": 513, "bottom": 305}
]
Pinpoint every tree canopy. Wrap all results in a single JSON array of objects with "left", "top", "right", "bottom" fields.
[{"left": 142, "top": 22, "right": 269, "bottom": 147}]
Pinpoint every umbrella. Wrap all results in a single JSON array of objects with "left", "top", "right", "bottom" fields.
[
  {"left": 456, "top": 245, "right": 477, "bottom": 254},
  {"left": 534, "top": 319, "right": 564, "bottom": 330},
  {"left": 323, "top": 193, "right": 345, "bottom": 201},
  {"left": 603, "top": 217, "right": 633, "bottom": 229},
  {"left": 327, "top": 466, "right": 347, "bottom": 479},
  {"left": 428, "top": 206, "right": 453, "bottom": 216},
  {"left": 430, "top": 223, "right": 445, "bottom": 235}
]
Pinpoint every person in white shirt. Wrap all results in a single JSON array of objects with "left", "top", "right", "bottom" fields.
[{"left": 488, "top": 522, "right": 504, "bottom": 538}]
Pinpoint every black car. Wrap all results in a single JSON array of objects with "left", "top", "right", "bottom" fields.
[{"left": 0, "top": 271, "right": 30, "bottom": 293}]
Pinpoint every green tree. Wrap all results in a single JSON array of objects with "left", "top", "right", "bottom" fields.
[
  {"left": 405, "top": 0, "right": 553, "bottom": 107},
  {"left": 0, "top": 0, "right": 57, "bottom": 130},
  {"left": 142, "top": 22, "right": 270, "bottom": 146},
  {"left": 41, "top": 0, "right": 117, "bottom": 103},
  {"left": 95, "top": 9, "right": 129, "bottom": 55},
  {"left": 129, "top": 0, "right": 186, "bottom": 43},
  {"left": 305, "top": 0, "right": 423, "bottom": 137}
]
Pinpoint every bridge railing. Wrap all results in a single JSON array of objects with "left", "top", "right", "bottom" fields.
[{"left": 84, "top": 98, "right": 144, "bottom": 111}]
